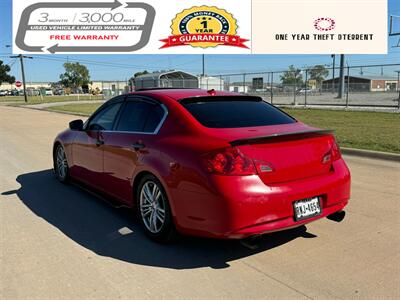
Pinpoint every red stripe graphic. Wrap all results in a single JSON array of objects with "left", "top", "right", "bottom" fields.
[{"left": 160, "top": 34, "right": 249, "bottom": 49}]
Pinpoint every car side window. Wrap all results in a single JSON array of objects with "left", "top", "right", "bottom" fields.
[
  {"left": 88, "top": 102, "right": 122, "bottom": 131},
  {"left": 116, "top": 99, "right": 165, "bottom": 133}
]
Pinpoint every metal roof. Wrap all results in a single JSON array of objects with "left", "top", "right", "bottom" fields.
[{"left": 135, "top": 70, "right": 198, "bottom": 80}]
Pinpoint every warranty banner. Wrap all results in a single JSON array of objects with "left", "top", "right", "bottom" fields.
[{"left": 12, "top": 0, "right": 388, "bottom": 54}]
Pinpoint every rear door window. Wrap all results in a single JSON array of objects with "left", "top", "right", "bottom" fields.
[
  {"left": 181, "top": 97, "right": 296, "bottom": 128},
  {"left": 116, "top": 99, "right": 165, "bottom": 133}
]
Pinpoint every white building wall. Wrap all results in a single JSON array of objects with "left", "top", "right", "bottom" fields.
[
  {"left": 228, "top": 85, "right": 249, "bottom": 93},
  {"left": 199, "top": 76, "right": 224, "bottom": 90}
]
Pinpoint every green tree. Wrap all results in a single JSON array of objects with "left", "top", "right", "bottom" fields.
[
  {"left": 0, "top": 60, "right": 15, "bottom": 86},
  {"left": 280, "top": 65, "right": 303, "bottom": 86},
  {"left": 59, "top": 62, "right": 91, "bottom": 90},
  {"left": 128, "top": 70, "right": 150, "bottom": 90},
  {"left": 134, "top": 70, "right": 150, "bottom": 78},
  {"left": 309, "top": 65, "right": 329, "bottom": 86}
]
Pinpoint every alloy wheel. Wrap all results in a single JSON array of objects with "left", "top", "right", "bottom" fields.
[
  {"left": 139, "top": 181, "right": 166, "bottom": 234},
  {"left": 56, "top": 145, "right": 68, "bottom": 181}
]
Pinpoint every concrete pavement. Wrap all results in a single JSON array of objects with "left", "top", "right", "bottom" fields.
[{"left": 0, "top": 106, "right": 399, "bottom": 299}]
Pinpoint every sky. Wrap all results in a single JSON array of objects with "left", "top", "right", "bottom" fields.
[{"left": 0, "top": 0, "right": 399, "bottom": 82}]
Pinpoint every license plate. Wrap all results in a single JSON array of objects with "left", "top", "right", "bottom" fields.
[{"left": 293, "top": 197, "right": 322, "bottom": 221}]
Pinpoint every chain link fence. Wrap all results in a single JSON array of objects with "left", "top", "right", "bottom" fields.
[
  {"left": 0, "top": 80, "right": 131, "bottom": 103},
  {"left": 215, "top": 64, "right": 400, "bottom": 109},
  {"left": 4, "top": 64, "right": 397, "bottom": 109}
]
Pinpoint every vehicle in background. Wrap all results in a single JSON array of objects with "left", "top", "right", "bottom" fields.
[
  {"left": 54, "top": 89, "right": 65, "bottom": 96},
  {"left": 10, "top": 90, "right": 20, "bottom": 96},
  {"left": 45, "top": 89, "right": 54, "bottom": 96},
  {"left": 0, "top": 90, "right": 8, "bottom": 96},
  {"left": 297, "top": 88, "right": 316, "bottom": 94},
  {"left": 26, "top": 89, "right": 40, "bottom": 96}
]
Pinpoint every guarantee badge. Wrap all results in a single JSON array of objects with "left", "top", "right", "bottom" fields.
[{"left": 160, "top": 6, "right": 249, "bottom": 49}]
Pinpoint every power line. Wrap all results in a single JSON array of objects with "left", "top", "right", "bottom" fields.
[
  {"left": 34, "top": 55, "right": 175, "bottom": 70},
  {"left": 8, "top": 58, "right": 18, "bottom": 68},
  {"left": 28, "top": 55, "right": 203, "bottom": 73},
  {"left": 4, "top": 52, "right": 399, "bottom": 81}
]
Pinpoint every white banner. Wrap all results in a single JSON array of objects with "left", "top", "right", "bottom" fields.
[{"left": 12, "top": 0, "right": 387, "bottom": 54}]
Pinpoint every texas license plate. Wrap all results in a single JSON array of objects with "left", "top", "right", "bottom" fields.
[{"left": 293, "top": 197, "right": 322, "bottom": 221}]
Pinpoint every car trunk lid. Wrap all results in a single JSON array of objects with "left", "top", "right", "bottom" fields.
[{"left": 230, "top": 129, "right": 335, "bottom": 184}]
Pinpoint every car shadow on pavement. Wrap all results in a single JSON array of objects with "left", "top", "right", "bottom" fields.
[{"left": 3, "top": 169, "right": 317, "bottom": 270}]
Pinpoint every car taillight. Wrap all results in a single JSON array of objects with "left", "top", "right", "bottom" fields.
[
  {"left": 332, "top": 138, "right": 342, "bottom": 161},
  {"left": 202, "top": 147, "right": 256, "bottom": 175},
  {"left": 322, "top": 138, "right": 342, "bottom": 164}
]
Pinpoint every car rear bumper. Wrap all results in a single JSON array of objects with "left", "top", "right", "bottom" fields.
[
  {"left": 225, "top": 200, "right": 348, "bottom": 239},
  {"left": 171, "top": 159, "right": 351, "bottom": 239}
]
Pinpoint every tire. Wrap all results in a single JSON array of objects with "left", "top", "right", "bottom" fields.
[
  {"left": 54, "top": 144, "right": 70, "bottom": 183},
  {"left": 136, "top": 174, "right": 177, "bottom": 242}
]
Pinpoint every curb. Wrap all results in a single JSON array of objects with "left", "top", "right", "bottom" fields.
[
  {"left": 42, "top": 108, "right": 91, "bottom": 117},
  {"left": 7, "top": 105, "right": 91, "bottom": 117},
  {"left": 341, "top": 147, "right": 400, "bottom": 162}
]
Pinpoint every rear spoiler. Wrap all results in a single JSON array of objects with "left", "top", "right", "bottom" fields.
[{"left": 229, "top": 129, "right": 334, "bottom": 146}]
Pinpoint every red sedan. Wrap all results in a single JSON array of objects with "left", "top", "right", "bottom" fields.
[{"left": 53, "top": 89, "right": 350, "bottom": 242}]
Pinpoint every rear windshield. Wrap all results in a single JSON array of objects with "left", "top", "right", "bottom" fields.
[{"left": 181, "top": 97, "right": 296, "bottom": 128}]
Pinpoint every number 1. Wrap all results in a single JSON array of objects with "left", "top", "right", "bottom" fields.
[{"left": 200, "top": 20, "right": 208, "bottom": 29}]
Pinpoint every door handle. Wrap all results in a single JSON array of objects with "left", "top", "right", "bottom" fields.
[{"left": 132, "top": 142, "right": 145, "bottom": 151}]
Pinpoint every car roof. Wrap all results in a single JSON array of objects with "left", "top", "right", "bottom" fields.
[{"left": 127, "top": 88, "right": 241, "bottom": 101}]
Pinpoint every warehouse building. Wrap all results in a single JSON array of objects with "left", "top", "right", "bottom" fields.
[{"left": 322, "top": 75, "right": 399, "bottom": 92}]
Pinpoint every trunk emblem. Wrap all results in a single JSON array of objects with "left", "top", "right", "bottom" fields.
[{"left": 260, "top": 165, "right": 274, "bottom": 173}]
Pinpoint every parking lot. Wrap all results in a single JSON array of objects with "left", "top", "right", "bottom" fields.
[{"left": 0, "top": 106, "right": 399, "bottom": 299}]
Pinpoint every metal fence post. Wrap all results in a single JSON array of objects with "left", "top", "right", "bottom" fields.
[
  {"left": 305, "top": 69, "right": 308, "bottom": 107},
  {"left": 270, "top": 72, "right": 274, "bottom": 105},
  {"left": 397, "top": 71, "right": 400, "bottom": 110},
  {"left": 243, "top": 74, "right": 246, "bottom": 94},
  {"left": 398, "top": 88, "right": 400, "bottom": 110},
  {"left": 346, "top": 66, "right": 350, "bottom": 108},
  {"left": 220, "top": 75, "right": 223, "bottom": 90}
]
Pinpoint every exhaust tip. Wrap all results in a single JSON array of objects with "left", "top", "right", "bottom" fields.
[{"left": 327, "top": 210, "right": 346, "bottom": 222}]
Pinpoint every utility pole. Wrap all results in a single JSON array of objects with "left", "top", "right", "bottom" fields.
[
  {"left": 337, "top": 54, "right": 345, "bottom": 99},
  {"left": 10, "top": 54, "right": 33, "bottom": 103},
  {"left": 331, "top": 54, "right": 336, "bottom": 93}
]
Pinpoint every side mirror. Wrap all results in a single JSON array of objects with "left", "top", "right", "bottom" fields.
[{"left": 69, "top": 119, "right": 84, "bottom": 131}]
